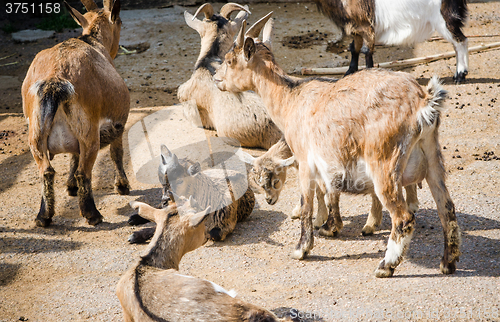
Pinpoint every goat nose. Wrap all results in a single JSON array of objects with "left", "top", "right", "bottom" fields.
[{"left": 209, "top": 228, "right": 222, "bottom": 241}]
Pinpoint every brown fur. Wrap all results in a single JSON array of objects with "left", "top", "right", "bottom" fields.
[
  {"left": 129, "top": 145, "right": 255, "bottom": 243},
  {"left": 214, "top": 17, "right": 460, "bottom": 277},
  {"left": 117, "top": 199, "right": 287, "bottom": 322},
  {"left": 21, "top": 0, "right": 130, "bottom": 226},
  {"left": 178, "top": 3, "right": 282, "bottom": 149},
  {"left": 313, "top": 0, "right": 469, "bottom": 82}
]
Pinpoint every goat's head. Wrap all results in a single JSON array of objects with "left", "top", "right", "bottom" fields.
[
  {"left": 237, "top": 150, "right": 294, "bottom": 205},
  {"left": 214, "top": 12, "right": 274, "bottom": 93},
  {"left": 184, "top": 3, "right": 250, "bottom": 60},
  {"left": 64, "top": 0, "right": 122, "bottom": 58},
  {"left": 130, "top": 197, "right": 212, "bottom": 260},
  {"left": 158, "top": 144, "right": 201, "bottom": 208}
]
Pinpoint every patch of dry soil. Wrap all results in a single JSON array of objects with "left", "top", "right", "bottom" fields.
[{"left": 1, "top": 2, "right": 500, "bottom": 321}]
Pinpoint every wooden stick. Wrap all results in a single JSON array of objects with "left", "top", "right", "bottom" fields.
[
  {"left": 429, "top": 34, "right": 500, "bottom": 41},
  {"left": 0, "top": 61, "right": 18, "bottom": 67},
  {"left": 301, "top": 41, "right": 500, "bottom": 75},
  {"left": 0, "top": 54, "right": 15, "bottom": 61},
  {"left": 118, "top": 45, "right": 137, "bottom": 55}
]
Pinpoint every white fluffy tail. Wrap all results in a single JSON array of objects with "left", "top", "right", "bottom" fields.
[{"left": 417, "top": 76, "right": 447, "bottom": 129}]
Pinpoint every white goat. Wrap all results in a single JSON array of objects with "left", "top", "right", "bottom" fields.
[
  {"left": 178, "top": 3, "right": 282, "bottom": 149},
  {"left": 214, "top": 14, "right": 460, "bottom": 277},
  {"left": 117, "top": 197, "right": 289, "bottom": 322},
  {"left": 238, "top": 139, "right": 419, "bottom": 236},
  {"left": 128, "top": 144, "right": 255, "bottom": 243},
  {"left": 314, "top": 0, "right": 469, "bottom": 82},
  {"left": 21, "top": 0, "right": 129, "bottom": 227}
]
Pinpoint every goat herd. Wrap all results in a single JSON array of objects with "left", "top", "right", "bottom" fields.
[{"left": 20, "top": 0, "right": 470, "bottom": 320}]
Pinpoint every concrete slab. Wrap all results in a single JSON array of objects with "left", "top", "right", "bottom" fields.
[{"left": 12, "top": 29, "right": 55, "bottom": 42}]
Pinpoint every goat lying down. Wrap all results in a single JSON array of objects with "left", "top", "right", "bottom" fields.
[
  {"left": 314, "top": 0, "right": 469, "bottom": 82},
  {"left": 128, "top": 144, "right": 255, "bottom": 243},
  {"left": 214, "top": 14, "right": 460, "bottom": 277},
  {"left": 238, "top": 139, "right": 419, "bottom": 237},
  {"left": 117, "top": 197, "right": 288, "bottom": 322},
  {"left": 178, "top": 3, "right": 282, "bottom": 149},
  {"left": 21, "top": 0, "right": 130, "bottom": 227}
]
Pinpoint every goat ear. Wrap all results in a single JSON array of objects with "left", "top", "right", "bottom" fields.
[
  {"left": 129, "top": 201, "right": 158, "bottom": 223},
  {"left": 243, "top": 37, "right": 256, "bottom": 61},
  {"left": 65, "top": 2, "right": 89, "bottom": 29},
  {"left": 110, "top": 0, "right": 121, "bottom": 23},
  {"left": 235, "top": 149, "right": 256, "bottom": 164},
  {"left": 187, "top": 162, "right": 201, "bottom": 176},
  {"left": 189, "top": 206, "right": 212, "bottom": 227},
  {"left": 184, "top": 11, "right": 203, "bottom": 33},
  {"left": 279, "top": 156, "right": 296, "bottom": 167}
]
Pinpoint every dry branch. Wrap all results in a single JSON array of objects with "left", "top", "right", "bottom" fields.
[{"left": 301, "top": 41, "right": 500, "bottom": 75}]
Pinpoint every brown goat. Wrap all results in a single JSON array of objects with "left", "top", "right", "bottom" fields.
[
  {"left": 178, "top": 3, "right": 282, "bottom": 149},
  {"left": 214, "top": 14, "right": 460, "bottom": 277},
  {"left": 21, "top": 0, "right": 130, "bottom": 227},
  {"left": 117, "top": 198, "right": 288, "bottom": 322},
  {"left": 239, "top": 142, "right": 420, "bottom": 236}
]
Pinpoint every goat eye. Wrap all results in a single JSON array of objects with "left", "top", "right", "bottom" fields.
[{"left": 273, "top": 179, "right": 281, "bottom": 189}]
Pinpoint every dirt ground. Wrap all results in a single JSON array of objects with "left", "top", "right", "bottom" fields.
[{"left": 1, "top": 1, "right": 500, "bottom": 321}]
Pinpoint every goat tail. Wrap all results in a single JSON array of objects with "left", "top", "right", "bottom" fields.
[
  {"left": 29, "top": 77, "right": 75, "bottom": 158},
  {"left": 417, "top": 76, "right": 447, "bottom": 130}
]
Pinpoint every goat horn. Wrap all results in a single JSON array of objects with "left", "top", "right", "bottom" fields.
[
  {"left": 220, "top": 3, "right": 251, "bottom": 20},
  {"left": 235, "top": 19, "right": 246, "bottom": 48},
  {"left": 194, "top": 3, "right": 214, "bottom": 20},
  {"left": 246, "top": 11, "right": 273, "bottom": 39},
  {"left": 80, "top": 0, "right": 98, "bottom": 11},
  {"left": 262, "top": 18, "right": 274, "bottom": 50}
]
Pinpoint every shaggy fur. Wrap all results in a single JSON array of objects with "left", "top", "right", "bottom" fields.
[
  {"left": 238, "top": 131, "right": 419, "bottom": 236},
  {"left": 22, "top": 0, "right": 130, "bottom": 227},
  {"left": 178, "top": 3, "right": 282, "bottom": 149},
  {"left": 129, "top": 144, "right": 255, "bottom": 244},
  {"left": 314, "top": 0, "right": 469, "bottom": 82},
  {"left": 117, "top": 199, "right": 288, "bottom": 322},
  {"left": 214, "top": 16, "right": 460, "bottom": 277}
]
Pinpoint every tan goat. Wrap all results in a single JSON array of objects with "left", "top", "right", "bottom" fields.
[
  {"left": 117, "top": 198, "right": 288, "bottom": 322},
  {"left": 214, "top": 14, "right": 460, "bottom": 277},
  {"left": 178, "top": 3, "right": 282, "bottom": 149},
  {"left": 21, "top": 0, "right": 129, "bottom": 226},
  {"left": 238, "top": 140, "right": 420, "bottom": 236}
]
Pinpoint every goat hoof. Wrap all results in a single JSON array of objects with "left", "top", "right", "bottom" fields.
[
  {"left": 318, "top": 227, "right": 339, "bottom": 237},
  {"left": 128, "top": 233, "right": 148, "bottom": 244},
  {"left": 453, "top": 71, "right": 467, "bottom": 84},
  {"left": 128, "top": 214, "right": 150, "bottom": 226},
  {"left": 86, "top": 214, "right": 103, "bottom": 226},
  {"left": 35, "top": 217, "right": 52, "bottom": 227},
  {"left": 67, "top": 186, "right": 78, "bottom": 197},
  {"left": 291, "top": 248, "right": 308, "bottom": 260},
  {"left": 361, "top": 225, "right": 375, "bottom": 236},
  {"left": 116, "top": 184, "right": 130, "bottom": 195},
  {"left": 440, "top": 258, "right": 456, "bottom": 275},
  {"left": 374, "top": 260, "right": 395, "bottom": 278}
]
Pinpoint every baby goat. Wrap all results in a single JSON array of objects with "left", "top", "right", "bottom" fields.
[
  {"left": 214, "top": 14, "right": 460, "bottom": 277},
  {"left": 128, "top": 144, "right": 255, "bottom": 243},
  {"left": 178, "top": 3, "right": 282, "bottom": 149},
  {"left": 117, "top": 198, "right": 287, "bottom": 322},
  {"left": 238, "top": 140, "right": 419, "bottom": 236},
  {"left": 314, "top": 0, "right": 469, "bottom": 82},
  {"left": 21, "top": 0, "right": 129, "bottom": 227}
]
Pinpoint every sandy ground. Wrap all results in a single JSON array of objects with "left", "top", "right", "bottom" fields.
[{"left": 1, "top": 2, "right": 500, "bottom": 321}]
